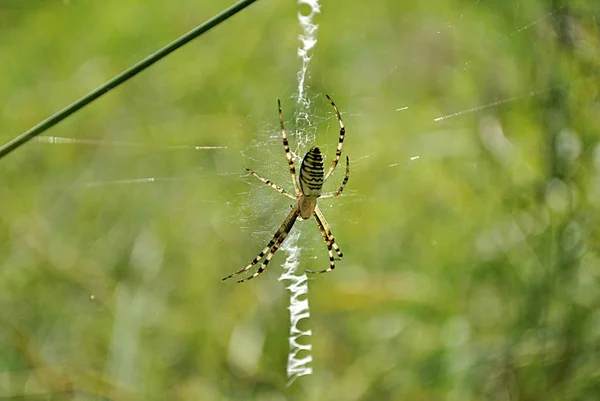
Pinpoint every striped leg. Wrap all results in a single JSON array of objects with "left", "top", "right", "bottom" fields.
[
  {"left": 320, "top": 156, "right": 350, "bottom": 198},
  {"left": 245, "top": 168, "right": 296, "bottom": 200},
  {"left": 323, "top": 95, "right": 346, "bottom": 182},
  {"left": 238, "top": 227, "right": 293, "bottom": 283},
  {"left": 314, "top": 205, "right": 343, "bottom": 258},
  {"left": 306, "top": 210, "right": 337, "bottom": 274},
  {"left": 278, "top": 99, "right": 301, "bottom": 195},
  {"left": 306, "top": 206, "right": 343, "bottom": 275},
  {"left": 222, "top": 205, "right": 300, "bottom": 282}
]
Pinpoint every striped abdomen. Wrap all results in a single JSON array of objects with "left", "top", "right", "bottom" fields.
[{"left": 299, "top": 146, "right": 324, "bottom": 197}]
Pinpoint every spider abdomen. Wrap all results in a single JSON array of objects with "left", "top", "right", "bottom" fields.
[{"left": 299, "top": 146, "right": 324, "bottom": 197}]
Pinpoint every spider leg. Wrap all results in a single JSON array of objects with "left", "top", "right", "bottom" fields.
[
  {"left": 314, "top": 206, "right": 343, "bottom": 259},
  {"left": 278, "top": 99, "right": 301, "bottom": 195},
  {"left": 222, "top": 205, "right": 300, "bottom": 282},
  {"left": 307, "top": 209, "right": 336, "bottom": 274},
  {"left": 306, "top": 206, "right": 343, "bottom": 275},
  {"left": 320, "top": 156, "right": 350, "bottom": 198},
  {"left": 238, "top": 228, "right": 291, "bottom": 283},
  {"left": 245, "top": 168, "right": 296, "bottom": 200},
  {"left": 323, "top": 95, "right": 346, "bottom": 182}
]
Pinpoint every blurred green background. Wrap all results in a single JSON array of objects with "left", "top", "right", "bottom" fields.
[{"left": 1, "top": 0, "right": 600, "bottom": 399}]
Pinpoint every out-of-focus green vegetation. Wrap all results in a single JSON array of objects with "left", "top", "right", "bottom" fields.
[{"left": 1, "top": 0, "right": 599, "bottom": 399}]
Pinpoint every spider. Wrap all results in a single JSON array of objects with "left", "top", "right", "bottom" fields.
[{"left": 222, "top": 95, "right": 349, "bottom": 283}]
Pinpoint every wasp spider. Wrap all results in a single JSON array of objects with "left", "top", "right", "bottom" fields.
[{"left": 223, "top": 95, "right": 349, "bottom": 283}]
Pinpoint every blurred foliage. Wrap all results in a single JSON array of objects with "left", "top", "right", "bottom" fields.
[{"left": 1, "top": 0, "right": 600, "bottom": 400}]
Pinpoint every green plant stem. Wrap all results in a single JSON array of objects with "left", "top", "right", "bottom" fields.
[{"left": 0, "top": 0, "right": 259, "bottom": 160}]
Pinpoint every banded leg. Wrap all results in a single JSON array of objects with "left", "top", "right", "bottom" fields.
[
  {"left": 278, "top": 99, "right": 301, "bottom": 195},
  {"left": 306, "top": 210, "right": 337, "bottom": 274},
  {"left": 320, "top": 156, "right": 350, "bottom": 198},
  {"left": 314, "top": 205, "right": 343, "bottom": 258},
  {"left": 245, "top": 168, "right": 296, "bottom": 200},
  {"left": 238, "top": 225, "right": 294, "bottom": 283},
  {"left": 323, "top": 95, "right": 346, "bottom": 182},
  {"left": 222, "top": 205, "right": 300, "bottom": 281}
]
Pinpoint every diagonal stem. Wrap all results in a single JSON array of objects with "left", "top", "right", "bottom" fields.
[{"left": 0, "top": 0, "right": 260, "bottom": 160}]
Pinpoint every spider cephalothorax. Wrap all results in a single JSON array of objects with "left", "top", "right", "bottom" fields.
[{"left": 223, "top": 95, "right": 349, "bottom": 283}]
